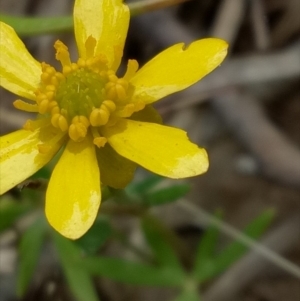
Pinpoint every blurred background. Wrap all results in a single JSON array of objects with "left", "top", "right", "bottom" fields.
[{"left": 0, "top": 0, "right": 299, "bottom": 301}]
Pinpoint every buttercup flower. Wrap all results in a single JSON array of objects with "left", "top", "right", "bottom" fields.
[{"left": 0, "top": 0, "right": 227, "bottom": 239}]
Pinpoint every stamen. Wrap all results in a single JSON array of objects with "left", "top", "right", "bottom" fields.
[
  {"left": 89, "top": 107, "right": 110, "bottom": 126},
  {"left": 102, "top": 100, "right": 116, "bottom": 112},
  {"left": 72, "top": 116, "right": 90, "bottom": 128},
  {"left": 51, "top": 114, "right": 68, "bottom": 132},
  {"left": 69, "top": 123, "right": 87, "bottom": 142},
  {"left": 93, "top": 137, "right": 107, "bottom": 148},
  {"left": 91, "top": 128, "right": 107, "bottom": 148},
  {"left": 54, "top": 40, "right": 71, "bottom": 67},
  {"left": 68, "top": 116, "right": 90, "bottom": 142},
  {"left": 13, "top": 100, "right": 38, "bottom": 112},
  {"left": 123, "top": 60, "right": 139, "bottom": 81},
  {"left": 105, "top": 79, "right": 128, "bottom": 102},
  {"left": 39, "top": 99, "right": 51, "bottom": 114}
]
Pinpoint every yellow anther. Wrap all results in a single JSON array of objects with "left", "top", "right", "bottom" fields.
[
  {"left": 123, "top": 60, "right": 139, "bottom": 81},
  {"left": 51, "top": 113, "right": 62, "bottom": 128},
  {"left": 72, "top": 115, "right": 90, "bottom": 128},
  {"left": 77, "top": 58, "right": 86, "bottom": 68},
  {"left": 50, "top": 76, "right": 59, "bottom": 86},
  {"left": 117, "top": 79, "right": 128, "bottom": 89},
  {"left": 102, "top": 100, "right": 116, "bottom": 112},
  {"left": 106, "top": 70, "right": 114, "bottom": 76},
  {"left": 91, "top": 127, "right": 107, "bottom": 148},
  {"left": 108, "top": 73, "right": 118, "bottom": 82},
  {"left": 51, "top": 106, "right": 60, "bottom": 115},
  {"left": 55, "top": 72, "right": 65, "bottom": 81},
  {"left": 69, "top": 122, "right": 88, "bottom": 142},
  {"left": 13, "top": 100, "right": 38, "bottom": 113},
  {"left": 105, "top": 78, "right": 128, "bottom": 102},
  {"left": 39, "top": 99, "right": 50, "bottom": 114},
  {"left": 41, "top": 72, "right": 49, "bottom": 82},
  {"left": 105, "top": 83, "right": 117, "bottom": 100},
  {"left": 57, "top": 115, "right": 68, "bottom": 132},
  {"left": 46, "top": 65, "right": 56, "bottom": 75},
  {"left": 62, "top": 65, "right": 72, "bottom": 75},
  {"left": 46, "top": 85, "right": 56, "bottom": 92},
  {"left": 89, "top": 108, "right": 110, "bottom": 126},
  {"left": 35, "top": 93, "right": 45, "bottom": 104},
  {"left": 71, "top": 63, "right": 79, "bottom": 71},
  {"left": 93, "top": 137, "right": 107, "bottom": 148},
  {"left": 49, "top": 101, "right": 58, "bottom": 110},
  {"left": 115, "top": 83, "right": 127, "bottom": 101},
  {"left": 46, "top": 91, "right": 55, "bottom": 100},
  {"left": 54, "top": 40, "right": 71, "bottom": 67}
]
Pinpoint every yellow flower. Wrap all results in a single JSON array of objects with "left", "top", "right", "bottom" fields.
[{"left": 0, "top": 0, "right": 227, "bottom": 239}]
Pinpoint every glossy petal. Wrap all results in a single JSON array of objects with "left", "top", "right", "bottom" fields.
[
  {"left": 96, "top": 143, "right": 136, "bottom": 189},
  {"left": 103, "top": 119, "right": 209, "bottom": 178},
  {"left": 0, "top": 127, "right": 65, "bottom": 194},
  {"left": 130, "top": 39, "right": 228, "bottom": 104},
  {"left": 46, "top": 136, "right": 100, "bottom": 240},
  {"left": 74, "top": 0, "right": 129, "bottom": 69},
  {"left": 0, "top": 22, "right": 41, "bottom": 100}
]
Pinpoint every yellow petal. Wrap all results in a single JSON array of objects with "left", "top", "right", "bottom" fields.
[
  {"left": 96, "top": 143, "right": 136, "bottom": 189},
  {"left": 0, "top": 127, "right": 65, "bottom": 194},
  {"left": 74, "top": 0, "right": 129, "bottom": 69},
  {"left": 46, "top": 136, "right": 101, "bottom": 240},
  {"left": 0, "top": 22, "right": 41, "bottom": 100},
  {"left": 130, "top": 39, "right": 228, "bottom": 104},
  {"left": 103, "top": 119, "right": 209, "bottom": 178}
]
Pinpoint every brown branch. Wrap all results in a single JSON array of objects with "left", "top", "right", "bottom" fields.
[{"left": 212, "top": 88, "right": 300, "bottom": 189}]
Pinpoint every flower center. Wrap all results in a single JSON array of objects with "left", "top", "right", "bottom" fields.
[
  {"left": 15, "top": 38, "right": 144, "bottom": 147},
  {"left": 56, "top": 68, "right": 106, "bottom": 119}
]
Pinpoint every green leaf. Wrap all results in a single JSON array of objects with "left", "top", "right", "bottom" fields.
[
  {"left": 53, "top": 233, "right": 99, "bottom": 301},
  {"left": 174, "top": 290, "right": 200, "bottom": 301},
  {"left": 75, "top": 217, "right": 112, "bottom": 256},
  {"left": 145, "top": 184, "right": 190, "bottom": 206},
  {"left": 81, "top": 257, "right": 185, "bottom": 287},
  {"left": 142, "top": 216, "right": 183, "bottom": 272},
  {"left": 17, "top": 215, "right": 47, "bottom": 296},
  {"left": 0, "top": 198, "right": 31, "bottom": 233},
  {"left": 193, "top": 211, "right": 222, "bottom": 282},
  {"left": 212, "top": 209, "right": 275, "bottom": 277},
  {"left": 127, "top": 174, "right": 163, "bottom": 195}
]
